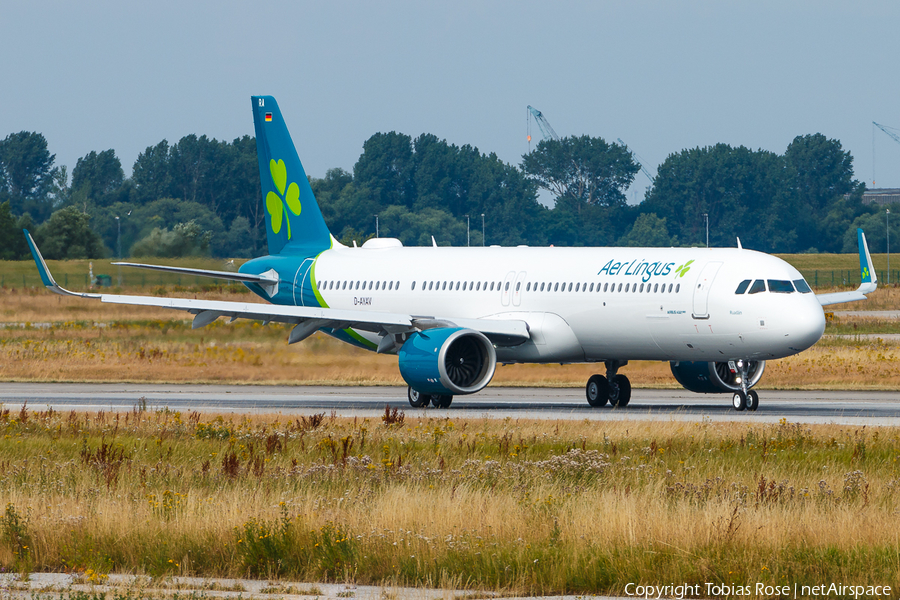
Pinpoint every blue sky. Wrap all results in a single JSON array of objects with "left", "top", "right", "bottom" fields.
[{"left": 3, "top": 1, "right": 900, "bottom": 201}]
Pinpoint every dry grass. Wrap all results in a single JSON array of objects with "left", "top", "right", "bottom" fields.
[{"left": 1, "top": 411, "right": 900, "bottom": 594}]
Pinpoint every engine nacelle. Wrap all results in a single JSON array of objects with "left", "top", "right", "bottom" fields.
[
  {"left": 398, "top": 328, "right": 496, "bottom": 395},
  {"left": 670, "top": 360, "right": 766, "bottom": 394}
]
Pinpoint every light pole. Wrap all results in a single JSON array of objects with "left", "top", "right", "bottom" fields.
[
  {"left": 375, "top": 214, "right": 379, "bottom": 238},
  {"left": 465, "top": 215, "right": 470, "bottom": 247},
  {"left": 115, "top": 216, "right": 121, "bottom": 259},
  {"left": 481, "top": 213, "right": 485, "bottom": 246},
  {"left": 702, "top": 213, "right": 709, "bottom": 248},
  {"left": 888, "top": 208, "right": 891, "bottom": 285}
]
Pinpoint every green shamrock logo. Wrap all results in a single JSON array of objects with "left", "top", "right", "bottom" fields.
[
  {"left": 674, "top": 260, "right": 694, "bottom": 278},
  {"left": 266, "top": 159, "right": 302, "bottom": 238},
  {"left": 862, "top": 266, "right": 869, "bottom": 280}
]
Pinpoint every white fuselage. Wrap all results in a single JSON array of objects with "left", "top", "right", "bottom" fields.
[{"left": 305, "top": 242, "right": 826, "bottom": 364}]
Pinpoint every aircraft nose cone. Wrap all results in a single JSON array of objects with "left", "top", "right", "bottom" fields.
[{"left": 788, "top": 302, "right": 826, "bottom": 351}]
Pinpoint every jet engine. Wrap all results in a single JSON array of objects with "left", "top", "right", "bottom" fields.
[
  {"left": 398, "top": 328, "right": 496, "bottom": 395},
  {"left": 670, "top": 360, "right": 765, "bottom": 394}
]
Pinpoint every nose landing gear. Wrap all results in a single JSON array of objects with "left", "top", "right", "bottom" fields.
[{"left": 730, "top": 360, "right": 759, "bottom": 411}]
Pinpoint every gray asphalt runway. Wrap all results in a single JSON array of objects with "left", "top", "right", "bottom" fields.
[{"left": 2, "top": 383, "right": 899, "bottom": 425}]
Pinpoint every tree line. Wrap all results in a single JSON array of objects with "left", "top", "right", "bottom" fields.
[{"left": 0, "top": 126, "right": 895, "bottom": 262}]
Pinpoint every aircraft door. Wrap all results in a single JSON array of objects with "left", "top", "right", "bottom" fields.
[
  {"left": 512, "top": 271, "right": 527, "bottom": 306},
  {"left": 691, "top": 261, "right": 723, "bottom": 319},
  {"left": 500, "top": 271, "right": 516, "bottom": 306},
  {"left": 292, "top": 258, "right": 315, "bottom": 306}
]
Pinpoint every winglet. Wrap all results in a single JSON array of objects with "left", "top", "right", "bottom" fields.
[
  {"left": 857, "top": 228, "right": 877, "bottom": 294},
  {"left": 23, "top": 229, "right": 100, "bottom": 299}
]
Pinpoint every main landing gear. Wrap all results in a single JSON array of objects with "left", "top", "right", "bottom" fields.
[
  {"left": 730, "top": 359, "right": 759, "bottom": 412},
  {"left": 407, "top": 386, "right": 453, "bottom": 409},
  {"left": 585, "top": 360, "right": 631, "bottom": 408}
]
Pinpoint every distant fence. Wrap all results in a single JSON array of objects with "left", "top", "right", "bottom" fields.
[{"left": 799, "top": 270, "right": 899, "bottom": 289}]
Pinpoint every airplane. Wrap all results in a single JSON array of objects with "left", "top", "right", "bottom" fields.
[{"left": 25, "top": 95, "right": 879, "bottom": 412}]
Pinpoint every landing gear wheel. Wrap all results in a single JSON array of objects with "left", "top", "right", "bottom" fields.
[
  {"left": 586, "top": 375, "right": 609, "bottom": 407},
  {"left": 615, "top": 374, "right": 631, "bottom": 407},
  {"left": 609, "top": 374, "right": 631, "bottom": 408},
  {"left": 746, "top": 390, "right": 759, "bottom": 411},
  {"left": 732, "top": 391, "right": 747, "bottom": 411},
  {"left": 408, "top": 387, "right": 430, "bottom": 408},
  {"left": 431, "top": 395, "right": 453, "bottom": 408}
]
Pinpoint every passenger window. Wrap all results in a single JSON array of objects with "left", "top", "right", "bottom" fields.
[
  {"left": 395, "top": 281, "right": 399, "bottom": 289},
  {"left": 654, "top": 284, "right": 658, "bottom": 293},
  {"left": 515, "top": 282, "right": 520, "bottom": 291},
  {"left": 355, "top": 281, "right": 360, "bottom": 290},
  {"left": 748, "top": 280, "right": 766, "bottom": 294},
  {"left": 455, "top": 282, "right": 460, "bottom": 290},
  {"left": 639, "top": 283, "right": 643, "bottom": 292},
  {"left": 793, "top": 279, "right": 812, "bottom": 293},
  {"left": 505, "top": 282, "right": 510, "bottom": 291},
  {"left": 411, "top": 281, "right": 416, "bottom": 290},
  {"left": 735, "top": 279, "right": 751, "bottom": 294},
  {"left": 442, "top": 282, "right": 447, "bottom": 291},
  {"left": 589, "top": 283, "right": 594, "bottom": 292},
  {"left": 603, "top": 283, "right": 608, "bottom": 292},
  {"left": 553, "top": 283, "right": 558, "bottom": 292},
  {"left": 675, "top": 284, "right": 680, "bottom": 293},
  {"left": 617, "top": 283, "right": 623, "bottom": 292},
  {"left": 490, "top": 282, "right": 494, "bottom": 291},
  {"left": 625, "top": 283, "right": 630, "bottom": 293},
  {"left": 526, "top": 282, "right": 531, "bottom": 291},
  {"left": 428, "top": 282, "right": 433, "bottom": 291},
  {"left": 768, "top": 280, "right": 795, "bottom": 293},
  {"left": 476, "top": 282, "right": 481, "bottom": 291},
  {"left": 575, "top": 283, "right": 580, "bottom": 292},
  {"left": 375, "top": 281, "right": 380, "bottom": 290},
  {"left": 568, "top": 283, "right": 573, "bottom": 292}
]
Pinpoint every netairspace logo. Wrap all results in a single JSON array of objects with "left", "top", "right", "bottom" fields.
[{"left": 624, "top": 582, "right": 892, "bottom": 599}]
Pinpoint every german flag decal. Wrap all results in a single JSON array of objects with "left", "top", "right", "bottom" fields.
[{"left": 265, "top": 112, "right": 273, "bottom": 122}]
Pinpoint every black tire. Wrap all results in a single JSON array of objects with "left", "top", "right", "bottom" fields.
[
  {"left": 732, "top": 392, "right": 746, "bottom": 411},
  {"left": 408, "top": 386, "right": 429, "bottom": 408},
  {"left": 614, "top": 374, "right": 631, "bottom": 407},
  {"left": 432, "top": 394, "right": 453, "bottom": 408},
  {"left": 586, "top": 374, "right": 609, "bottom": 407},
  {"left": 746, "top": 390, "right": 759, "bottom": 411}
]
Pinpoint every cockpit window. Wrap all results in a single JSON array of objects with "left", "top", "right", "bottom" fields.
[
  {"left": 735, "top": 279, "right": 751, "bottom": 294},
  {"left": 793, "top": 278, "right": 812, "bottom": 293},
  {"left": 768, "top": 279, "right": 795, "bottom": 294},
  {"left": 748, "top": 280, "right": 767, "bottom": 294}
]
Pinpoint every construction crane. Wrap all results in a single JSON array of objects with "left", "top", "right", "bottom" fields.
[
  {"left": 873, "top": 121, "right": 900, "bottom": 186},
  {"left": 617, "top": 138, "right": 655, "bottom": 184},
  {"left": 527, "top": 105, "right": 559, "bottom": 151}
]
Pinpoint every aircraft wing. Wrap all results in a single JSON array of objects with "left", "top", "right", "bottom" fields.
[
  {"left": 24, "top": 230, "right": 529, "bottom": 349},
  {"left": 815, "top": 228, "right": 878, "bottom": 307}
]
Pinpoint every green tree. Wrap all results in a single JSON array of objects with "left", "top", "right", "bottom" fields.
[
  {"left": 0, "top": 201, "right": 28, "bottom": 259},
  {"left": 71, "top": 149, "right": 124, "bottom": 207},
  {"left": 841, "top": 206, "right": 900, "bottom": 254},
  {"left": 0, "top": 131, "right": 57, "bottom": 221},
  {"left": 521, "top": 136, "right": 638, "bottom": 212},
  {"left": 34, "top": 206, "right": 105, "bottom": 259},
  {"left": 619, "top": 213, "right": 673, "bottom": 247},
  {"left": 784, "top": 134, "right": 865, "bottom": 253},
  {"left": 352, "top": 132, "right": 415, "bottom": 208},
  {"left": 131, "top": 140, "right": 172, "bottom": 204},
  {"left": 643, "top": 144, "right": 796, "bottom": 252},
  {"left": 130, "top": 220, "right": 211, "bottom": 258}
]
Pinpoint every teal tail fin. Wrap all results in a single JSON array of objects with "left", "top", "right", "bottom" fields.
[
  {"left": 252, "top": 96, "right": 332, "bottom": 256},
  {"left": 857, "top": 228, "right": 877, "bottom": 292}
]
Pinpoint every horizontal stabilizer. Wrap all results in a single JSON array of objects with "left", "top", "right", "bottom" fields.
[{"left": 114, "top": 262, "right": 280, "bottom": 296}]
